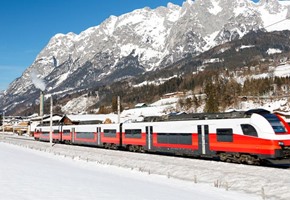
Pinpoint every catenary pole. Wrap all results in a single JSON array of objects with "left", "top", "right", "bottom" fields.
[
  {"left": 2, "top": 111, "right": 4, "bottom": 134},
  {"left": 49, "top": 95, "right": 53, "bottom": 146},
  {"left": 117, "top": 96, "right": 120, "bottom": 123}
]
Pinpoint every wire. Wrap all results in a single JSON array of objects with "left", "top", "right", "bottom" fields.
[{"left": 264, "top": 16, "right": 290, "bottom": 29}]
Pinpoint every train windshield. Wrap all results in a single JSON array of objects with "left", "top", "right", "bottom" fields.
[{"left": 263, "top": 114, "right": 286, "bottom": 134}]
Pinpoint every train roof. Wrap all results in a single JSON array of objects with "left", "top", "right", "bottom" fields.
[{"left": 166, "top": 109, "right": 271, "bottom": 121}]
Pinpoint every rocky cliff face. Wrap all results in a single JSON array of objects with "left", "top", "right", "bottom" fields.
[{"left": 2, "top": 0, "right": 290, "bottom": 113}]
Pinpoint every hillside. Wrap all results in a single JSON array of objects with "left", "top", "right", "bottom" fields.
[{"left": 2, "top": 0, "right": 290, "bottom": 115}]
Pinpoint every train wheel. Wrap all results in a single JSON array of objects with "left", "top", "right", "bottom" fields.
[
  {"left": 219, "top": 153, "right": 228, "bottom": 162},
  {"left": 139, "top": 146, "right": 145, "bottom": 153},
  {"left": 111, "top": 144, "right": 118, "bottom": 150},
  {"left": 128, "top": 145, "right": 134, "bottom": 152},
  {"left": 244, "top": 155, "right": 260, "bottom": 165}
]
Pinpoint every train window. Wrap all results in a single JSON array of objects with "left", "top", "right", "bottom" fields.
[
  {"left": 104, "top": 129, "right": 117, "bottom": 138},
  {"left": 63, "top": 130, "right": 70, "bottom": 134},
  {"left": 53, "top": 130, "right": 59, "bottom": 133},
  {"left": 157, "top": 133, "right": 192, "bottom": 145},
  {"left": 241, "top": 124, "right": 258, "bottom": 137},
  {"left": 125, "top": 129, "right": 142, "bottom": 138},
  {"left": 157, "top": 133, "right": 168, "bottom": 143},
  {"left": 263, "top": 114, "right": 286, "bottom": 133},
  {"left": 216, "top": 129, "right": 233, "bottom": 142},
  {"left": 168, "top": 134, "right": 178, "bottom": 144},
  {"left": 179, "top": 133, "right": 192, "bottom": 145},
  {"left": 77, "top": 132, "right": 95, "bottom": 139}
]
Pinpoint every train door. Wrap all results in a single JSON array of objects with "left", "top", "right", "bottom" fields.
[
  {"left": 71, "top": 128, "right": 75, "bottom": 144},
  {"left": 97, "top": 127, "right": 101, "bottom": 146},
  {"left": 146, "top": 126, "right": 153, "bottom": 150},
  {"left": 119, "top": 123, "right": 123, "bottom": 147},
  {"left": 198, "top": 125, "right": 209, "bottom": 155},
  {"left": 59, "top": 125, "right": 63, "bottom": 142}
]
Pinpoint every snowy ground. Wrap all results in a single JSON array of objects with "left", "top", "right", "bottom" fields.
[{"left": 0, "top": 134, "right": 289, "bottom": 200}]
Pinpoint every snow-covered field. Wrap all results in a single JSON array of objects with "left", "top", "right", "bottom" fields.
[
  {"left": 1, "top": 134, "right": 290, "bottom": 200},
  {"left": 0, "top": 142, "right": 258, "bottom": 200}
]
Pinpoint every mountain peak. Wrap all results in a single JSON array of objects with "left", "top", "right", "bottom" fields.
[
  {"left": 185, "top": 0, "right": 194, "bottom": 5},
  {"left": 2, "top": 0, "right": 290, "bottom": 115},
  {"left": 167, "top": 2, "right": 180, "bottom": 9}
]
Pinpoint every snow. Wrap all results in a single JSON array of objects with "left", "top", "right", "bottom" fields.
[
  {"left": 240, "top": 45, "right": 255, "bottom": 49},
  {"left": 55, "top": 72, "right": 70, "bottom": 87},
  {"left": 133, "top": 75, "right": 178, "bottom": 87},
  {"left": 9, "top": 0, "right": 290, "bottom": 105},
  {"left": 185, "top": 0, "right": 194, "bottom": 6},
  {"left": 61, "top": 95, "right": 98, "bottom": 114},
  {"left": 102, "top": 15, "right": 118, "bottom": 36},
  {"left": 208, "top": 0, "right": 223, "bottom": 15},
  {"left": 274, "top": 64, "right": 290, "bottom": 77},
  {"left": 279, "top": 0, "right": 290, "bottom": 6},
  {"left": 267, "top": 48, "right": 283, "bottom": 55},
  {"left": 233, "top": 2, "right": 249, "bottom": 17},
  {"left": 66, "top": 114, "right": 118, "bottom": 123},
  {"left": 119, "top": 96, "right": 181, "bottom": 122},
  {"left": 59, "top": 60, "right": 290, "bottom": 116},
  {"left": 42, "top": 115, "right": 62, "bottom": 122},
  {"left": 252, "top": 64, "right": 290, "bottom": 80},
  {"left": 203, "top": 31, "right": 219, "bottom": 51},
  {"left": 0, "top": 138, "right": 263, "bottom": 200},
  {"left": 258, "top": 2, "right": 290, "bottom": 31},
  {"left": 151, "top": 96, "right": 179, "bottom": 106},
  {"left": 239, "top": 98, "right": 289, "bottom": 112},
  {"left": 166, "top": 3, "right": 181, "bottom": 22}
]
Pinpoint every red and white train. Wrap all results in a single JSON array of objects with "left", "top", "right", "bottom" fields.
[{"left": 34, "top": 109, "right": 290, "bottom": 166}]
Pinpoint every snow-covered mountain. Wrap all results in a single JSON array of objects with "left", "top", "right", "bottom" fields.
[{"left": 2, "top": 0, "right": 290, "bottom": 113}]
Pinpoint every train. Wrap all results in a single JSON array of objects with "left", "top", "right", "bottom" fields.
[{"left": 34, "top": 109, "right": 290, "bottom": 166}]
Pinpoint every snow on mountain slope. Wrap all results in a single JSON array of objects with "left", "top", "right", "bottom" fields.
[
  {"left": 279, "top": 0, "right": 290, "bottom": 6},
  {"left": 2, "top": 0, "right": 290, "bottom": 113},
  {"left": 258, "top": 0, "right": 290, "bottom": 31}
]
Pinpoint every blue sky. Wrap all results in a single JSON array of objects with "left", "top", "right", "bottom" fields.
[{"left": 0, "top": 0, "right": 260, "bottom": 91}]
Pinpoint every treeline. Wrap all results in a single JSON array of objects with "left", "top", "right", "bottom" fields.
[
  {"left": 204, "top": 75, "right": 290, "bottom": 112},
  {"left": 94, "top": 68, "right": 290, "bottom": 114}
]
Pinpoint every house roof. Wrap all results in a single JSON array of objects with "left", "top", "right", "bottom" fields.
[
  {"left": 63, "top": 114, "right": 118, "bottom": 123},
  {"left": 135, "top": 103, "right": 147, "bottom": 107},
  {"left": 42, "top": 115, "right": 63, "bottom": 122}
]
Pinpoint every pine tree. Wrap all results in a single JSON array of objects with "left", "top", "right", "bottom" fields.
[{"left": 204, "top": 82, "right": 219, "bottom": 113}]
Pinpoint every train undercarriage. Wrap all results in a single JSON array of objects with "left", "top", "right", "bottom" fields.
[{"left": 218, "top": 152, "right": 261, "bottom": 165}]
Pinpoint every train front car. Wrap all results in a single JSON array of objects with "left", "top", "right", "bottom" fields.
[{"left": 250, "top": 112, "right": 290, "bottom": 166}]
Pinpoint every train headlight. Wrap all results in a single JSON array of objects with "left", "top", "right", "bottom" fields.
[{"left": 278, "top": 141, "right": 284, "bottom": 146}]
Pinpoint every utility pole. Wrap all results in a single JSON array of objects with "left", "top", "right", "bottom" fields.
[
  {"left": 117, "top": 96, "right": 120, "bottom": 123},
  {"left": 2, "top": 111, "right": 4, "bottom": 134},
  {"left": 49, "top": 95, "right": 53, "bottom": 146}
]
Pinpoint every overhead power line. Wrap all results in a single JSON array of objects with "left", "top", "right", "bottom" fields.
[{"left": 264, "top": 16, "right": 290, "bottom": 29}]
